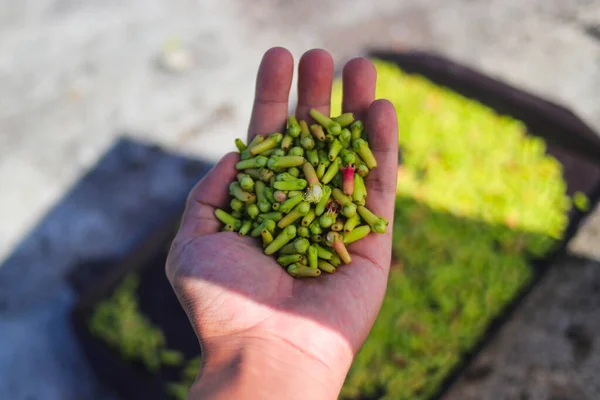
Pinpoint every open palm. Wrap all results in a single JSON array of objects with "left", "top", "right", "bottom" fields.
[{"left": 166, "top": 47, "right": 398, "bottom": 395}]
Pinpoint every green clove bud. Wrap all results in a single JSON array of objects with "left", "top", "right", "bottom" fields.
[
  {"left": 238, "top": 220, "right": 253, "bottom": 236},
  {"left": 306, "top": 149, "right": 320, "bottom": 167},
  {"left": 310, "top": 124, "right": 327, "bottom": 142},
  {"left": 350, "top": 120, "right": 364, "bottom": 140},
  {"left": 257, "top": 211, "right": 283, "bottom": 222},
  {"left": 287, "top": 263, "right": 321, "bottom": 278},
  {"left": 321, "top": 157, "right": 341, "bottom": 184},
  {"left": 332, "top": 113, "right": 355, "bottom": 128},
  {"left": 313, "top": 243, "right": 333, "bottom": 260},
  {"left": 352, "top": 138, "right": 377, "bottom": 169},
  {"left": 310, "top": 109, "right": 342, "bottom": 136},
  {"left": 250, "top": 133, "right": 283, "bottom": 155},
  {"left": 235, "top": 138, "right": 247, "bottom": 152},
  {"left": 230, "top": 198, "right": 244, "bottom": 212},
  {"left": 309, "top": 220, "right": 323, "bottom": 235},
  {"left": 297, "top": 226, "right": 310, "bottom": 238},
  {"left": 343, "top": 225, "right": 371, "bottom": 244},
  {"left": 229, "top": 182, "right": 256, "bottom": 203},
  {"left": 357, "top": 205, "right": 388, "bottom": 233},
  {"left": 215, "top": 209, "right": 242, "bottom": 230},
  {"left": 278, "top": 201, "right": 311, "bottom": 228},
  {"left": 307, "top": 245, "right": 318, "bottom": 269},
  {"left": 288, "top": 146, "right": 305, "bottom": 157},
  {"left": 268, "top": 155, "right": 305, "bottom": 169},
  {"left": 317, "top": 260, "right": 336, "bottom": 274},
  {"left": 264, "top": 225, "right": 297, "bottom": 255},
  {"left": 332, "top": 188, "right": 357, "bottom": 218},
  {"left": 273, "top": 179, "right": 308, "bottom": 191},
  {"left": 277, "top": 254, "right": 304, "bottom": 267},
  {"left": 236, "top": 156, "right": 268, "bottom": 170},
  {"left": 286, "top": 116, "right": 302, "bottom": 138}
]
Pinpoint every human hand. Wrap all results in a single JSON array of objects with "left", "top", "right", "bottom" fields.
[{"left": 166, "top": 47, "right": 398, "bottom": 400}]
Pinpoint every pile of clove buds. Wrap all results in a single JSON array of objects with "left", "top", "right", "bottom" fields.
[{"left": 215, "top": 109, "right": 388, "bottom": 278}]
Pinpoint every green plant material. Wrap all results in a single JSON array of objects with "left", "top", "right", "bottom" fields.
[
  {"left": 268, "top": 155, "right": 305, "bottom": 169},
  {"left": 343, "top": 214, "right": 361, "bottom": 234},
  {"left": 329, "top": 139, "right": 343, "bottom": 161},
  {"left": 218, "top": 111, "right": 387, "bottom": 281},
  {"left": 287, "top": 116, "right": 302, "bottom": 137},
  {"left": 258, "top": 211, "right": 283, "bottom": 222},
  {"left": 278, "top": 253, "right": 305, "bottom": 267},
  {"left": 351, "top": 120, "right": 364, "bottom": 140},
  {"left": 281, "top": 134, "right": 294, "bottom": 150},
  {"left": 331, "top": 217, "right": 344, "bottom": 232},
  {"left": 88, "top": 275, "right": 183, "bottom": 373},
  {"left": 340, "top": 128, "right": 352, "bottom": 149},
  {"left": 255, "top": 180, "right": 271, "bottom": 213},
  {"left": 315, "top": 185, "right": 333, "bottom": 216},
  {"left": 238, "top": 220, "right": 253, "bottom": 236},
  {"left": 329, "top": 252, "right": 342, "bottom": 266},
  {"left": 358, "top": 205, "right": 388, "bottom": 233},
  {"left": 230, "top": 198, "right": 244, "bottom": 212},
  {"left": 310, "top": 124, "right": 327, "bottom": 142},
  {"left": 302, "top": 209, "right": 317, "bottom": 227},
  {"left": 264, "top": 225, "right": 297, "bottom": 255},
  {"left": 573, "top": 191, "right": 590, "bottom": 212},
  {"left": 332, "top": 188, "right": 358, "bottom": 218},
  {"left": 307, "top": 245, "right": 319, "bottom": 269},
  {"left": 214, "top": 209, "right": 241, "bottom": 230},
  {"left": 353, "top": 174, "right": 366, "bottom": 206},
  {"left": 333, "top": 112, "right": 355, "bottom": 127},
  {"left": 277, "top": 201, "right": 311, "bottom": 228},
  {"left": 246, "top": 203, "right": 259, "bottom": 220},
  {"left": 261, "top": 229, "right": 274, "bottom": 247},
  {"left": 288, "top": 263, "right": 321, "bottom": 277},
  {"left": 352, "top": 139, "right": 377, "bottom": 169},
  {"left": 309, "top": 220, "right": 323, "bottom": 235},
  {"left": 250, "top": 219, "right": 276, "bottom": 238},
  {"left": 273, "top": 179, "right": 307, "bottom": 191},
  {"left": 249, "top": 133, "right": 283, "bottom": 155},
  {"left": 288, "top": 167, "right": 301, "bottom": 177},
  {"left": 234, "top": 138, "right": 247, "bottom": 152},
  {"left": 314, "top": 243, "right": 333, "bottom": 260},
  {"left": 343, "top": 225, "right": 371, "bottom": 244},
  {"left": 321, "top": 157, "right": 341, "bottom": 184},
  {"left": 166, "top": 356, "right": 202, "bottom": 400},
  {"left": 330, "top": 60, "right": 572, "bottom": 399},
  {"left": 235, "top": 156, "right": 268, "bottom": 170},
  {"left": 229, "top": 182, "right": 256, "bottom": 203},
  {"left": 325, "top": 231, "right": 351, "bottom": 264},
  {"left": 307, "top": 149, "right": 320, "bottom": 166},
  {"left": 160, "top": 349, "right": 184, "bottom": 366},
  {"left": 317, "top": 259, "right": 336, "bottom": 273},
  {"left": 310, "top": 109, "right": 342, "bottom": 136},
  {"left": 288, "top": 146, "right": 305, "bottom": 157},
  {"left": 279, "top": 194, "right": 305, "bottom": 214},
  {"left": 297, "top": 225, "right": 310, "bottom": 238}
]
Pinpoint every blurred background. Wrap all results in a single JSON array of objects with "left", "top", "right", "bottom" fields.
[{"left": 1, "top": 0, "right": 600, "bottom": 399}]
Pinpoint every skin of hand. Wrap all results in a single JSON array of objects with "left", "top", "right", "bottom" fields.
[{"left": 166, "top": 47, "right": 398, "bottom": 400}]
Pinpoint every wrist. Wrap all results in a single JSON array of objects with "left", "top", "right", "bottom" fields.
[{"left": 191, "top": 332, "right": 352, "bottom": 400}]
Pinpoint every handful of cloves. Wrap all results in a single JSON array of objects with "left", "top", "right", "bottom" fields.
[{"left": 215, "top": 109, "right": 387, "bottom": 277}]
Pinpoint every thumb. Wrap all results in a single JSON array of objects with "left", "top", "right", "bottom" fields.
[{"left": 178, "top": 152, "right": 239, "bottom": 238}]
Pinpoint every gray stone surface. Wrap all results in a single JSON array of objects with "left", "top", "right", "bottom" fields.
[{"left": 1, "top": 0, "right": 600, "bottom": 399}]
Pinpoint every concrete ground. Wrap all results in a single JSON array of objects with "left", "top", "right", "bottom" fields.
[{"left": 1, "top": 0, "right": 600, "bottom": 398}]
